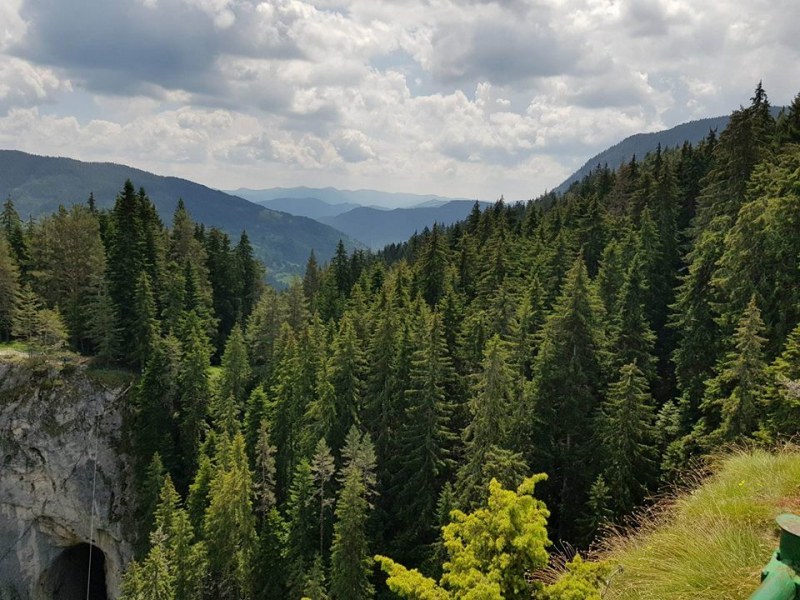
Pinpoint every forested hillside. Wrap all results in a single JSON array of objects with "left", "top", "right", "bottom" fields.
[
  {"left": 1, "top": 84, "right": 798, "bottom": 599},
  {"left": 0, "top": 150, "right": 360, "bottom": 285},
  {"left": 553, "top": 106, "right": 784, "bottom": 195}
]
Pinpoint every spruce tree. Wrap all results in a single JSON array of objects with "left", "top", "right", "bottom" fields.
[
  {"left": 132, "top": 271, "right": 160, "bottom": 368},
  {"left": 327, "top": 313, "right": 366, "bottom": 455},
  {"left": 11, "top": 284, "right": 40, "bottom": 344},
  {"left": 175, "top": 312, "right": 212, "bottom": 488},
  {"left": 0, "top": 237, "right": 18, "bottom": 340},
  {"left": 702, "top": 296, "right": 769, "bottom": 441},
  {"left": 218, "top": 323, "right": 251, "bottom": 408},
  {"left": 330, "top": 430, "right": 377, "bottom": 600},
  {"left": 136, "top": 336, "right": 181, "bottom": 478},
  {"left": 203, "top": 432, "right": 257, "bottom": 600},
  {"left": 597, "top": 362, "right": 656, "bottom": 516},
  {"left": 1, "top": 198, "right": 28, "bottom": 272},
  {"left": 456, "top": 335, "right": 517, "bottom": 507},
  {"left": 766, "top": 323, "right": 800, "bottom": 438},
  {"left": 285, "top": 459, "right": 318, "bottom": 599},
  {"left": 310, "top": 438, "right": 336, "bottom": 555},
  {"left": 609, "top": 252, "right": 657, "bottom": 382},
  {"left": 529, "top": 255, "right": 606, "bottom": 539},
  {"left": 391, "top": 310, "right": 456, "bottom": 560}
]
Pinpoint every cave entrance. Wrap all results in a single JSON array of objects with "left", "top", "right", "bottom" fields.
[{"left": 43, "top": 543, "right": 108, "bottom": 600}]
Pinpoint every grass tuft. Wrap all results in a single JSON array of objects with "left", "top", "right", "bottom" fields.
[{"left": 599, "top": 446, "right": 800, "bottom": 600}]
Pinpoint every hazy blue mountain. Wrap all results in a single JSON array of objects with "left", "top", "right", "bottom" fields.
[
  {"left": 320, "top": 200, "right": 491, "bottom": 249},
  {"left": 555, "top": 107, "right": 785, "bottom": 195},
  {"left": 254, "top": 196, "right": 362, "bottom": 219},
  {"left": 0, "top": 150, "right": 359, "bottom": 286},
  {"left": 232, "top": 186, "right": 481, "bottom": 209}
]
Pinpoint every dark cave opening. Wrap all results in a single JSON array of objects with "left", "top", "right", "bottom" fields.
[{"left": 44, "top": 543, "right": 108, "bottom": 600}]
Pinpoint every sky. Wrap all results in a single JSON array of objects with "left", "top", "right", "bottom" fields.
[{"left": 1, "top": 0, "right": 799, "bottom": 201}]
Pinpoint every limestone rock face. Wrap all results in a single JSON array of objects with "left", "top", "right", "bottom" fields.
[{"left": 0, "top": 356, "right": 135, "bottom": 600}]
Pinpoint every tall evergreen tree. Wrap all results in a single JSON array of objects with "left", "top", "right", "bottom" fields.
[
  {"left": 203, "top": 433, "right": 257, "bottom": 600},
  {"left": 701, "top": 296, "right": 769, "bottom": 441},
  {"left": 529, "top": 256, "right": 606, "bottom": 539},
  {"left": 0, "top": 237, "right": 18, "bottom": 340},
  {"left": 330, "top": 429, "right": 377, "bottom": 600},
  {"left": 456, "top": 335, "right": 519, "bottom": 507},
  {"left": 391, "top": 310, "right": 456, "bottom": 561},
  {"left": 597, "top": 362, "right": 657, "bottom": 517}
]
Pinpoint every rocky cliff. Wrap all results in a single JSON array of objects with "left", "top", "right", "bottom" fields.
[{"left": 0, "top": 353, "right": 135, "bottom": 600}]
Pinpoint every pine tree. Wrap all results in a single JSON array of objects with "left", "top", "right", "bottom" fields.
[
  {"left": 136, "top": 337, "right": 181, "bottom": 478},
  {"left": 175, "top": 312, "right": 211, "bottom": 488},
  {"left": 765, "top": 323, "right": 800, "bottom": 438},
  {"left": 127, "top": 528, "right": 177, "bottom": 600},
  {"left": 186, "top": 449, "right": 214, "bottom": 533},
  {"left": 203, "top": 432, "right": 257, "bottom": 600},
  {"left": 1, "top": 197, "right": 28, "bottom": 271},
  {"left": 609, "top": 252, "right": 657, "bottom": 382},
  {"left": 310, "top": 438, "right": 336, "bottom": 555},
  {"left": 391, "top": 310, "right": 456, "bottom": 560},
  {"left": 11, "top": 284, "right": 41, "bottom": 344},
  {"left": 672, "top": 84, "right": 775, "bottom": 417},
  {"left": 285, "top": 459, "right": 318, "bottom": 599},
  {"left": 580, "top": 475, "right": 614, "bottom": 543},
  {"left": 714, "top": 146, "right": 800, "bottom": 354},
  {"left": 304, "top": 553, "right": 330, "bottom": 600},
  {"left": 330, "top": 432, "right": 377, "bottom": 600},
  {"left": 218, "top": 323, "right": 251, "bottom": 408},
  {"left": 303, "top": 250, "right": 322, "bottom": 308},
  {"left": 416, "top": 223, "right": 449, "bottom": 307},
  {"left": 0, "top": 237, "right": 18, "bottom": 340},
  {"left": 28, "top": 204, "right": 106, "bottom": 350},
  {"left": 253, "top": 419, "right": 278, "bottom": 516},
  {"left": 132, "top": 271, "right": 160, "bottom": 368},
  {"left": 235, "top": 231, "right": 263, "bottom": 321},
  {"left": 456, "top": 335, "right": 518, "bottom": 507},
  {"left": 86, "top": 273, "right": 120, "bottom": 362},
  {"left": 272, "top": 324, "right": 307, "bottom": 494},
  {"left": 327, "top": 313, "right": 366, "bottom": 454},
  {"left": 702, "top": 296, "right": 769, "bottom": 441},
  {"left": 597, "top": 362, "right": 656, "bottom": 516},
  {"left": 530, "top": 255, "right": 606, "bottom": 540}
]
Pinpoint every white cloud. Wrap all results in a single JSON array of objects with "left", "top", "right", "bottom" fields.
[
  {"left": 0, "top": 58, "right": 69, "bottom": 114},
  {"left": 0, "top": 0, "right": 797, "bottom": 200}
]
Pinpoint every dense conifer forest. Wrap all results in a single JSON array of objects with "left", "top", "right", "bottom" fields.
[{"left": 1, "top": 84, "right": 799, "bottom": 598}]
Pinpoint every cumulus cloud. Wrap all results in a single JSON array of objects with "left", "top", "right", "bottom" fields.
[
  {"left": 0, "top": 58, "right": 69, "bottom": 114},
  {"left": 0, "top": 0, "right": 798, "bottom": 200}
]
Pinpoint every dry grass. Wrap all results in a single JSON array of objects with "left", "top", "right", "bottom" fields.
[{"left": 598, "top": 445, "right": 800, "bottom": 600}]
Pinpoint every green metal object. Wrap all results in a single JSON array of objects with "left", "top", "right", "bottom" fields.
[{"left": 750, "top": 514, "right": 800, "bottom": 599}]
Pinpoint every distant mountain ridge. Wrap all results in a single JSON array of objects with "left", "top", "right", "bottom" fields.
[
  {"left": 253, "top": 197, "right": 363, "bottom": 219},
  {"left": 319, "top": 200, "right": 491, "bottom": 249},
  {"left": 554, "top": 106, "right": 784, "bottom": 195},
  {"left": 0, "top": 150, "right": 359, "bottom": 286},
  {"left": 232, "top": 186, "right": 482, "bottom": 210}
]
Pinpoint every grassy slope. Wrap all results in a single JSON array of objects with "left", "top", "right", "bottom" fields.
[{"left": 600, "top": 447, "right": 800, "bottom": 599}]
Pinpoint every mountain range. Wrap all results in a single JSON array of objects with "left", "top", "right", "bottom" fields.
[
  {"left": 232, "top": 186, "right": 480, "bottom": 210},
  {"left": 318, "top": 201, "right": 491, "bottom": 249},
  {"left": 0, "top": 150, "right": 359, "bottom": 286},
  {"left": 0, "top": 108, "right": 777, "bottom": 279}
]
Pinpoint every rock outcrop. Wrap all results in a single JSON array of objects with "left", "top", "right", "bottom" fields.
[{"left": 0, "top": 354, "right": 135, "bottom": 599}]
